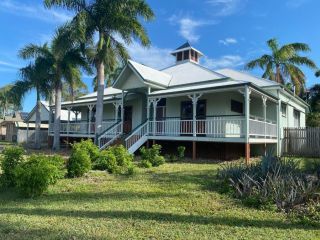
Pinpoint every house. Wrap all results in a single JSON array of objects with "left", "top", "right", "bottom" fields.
[{"left": 48, "top": 42, "right": 308, "bottom": 160}]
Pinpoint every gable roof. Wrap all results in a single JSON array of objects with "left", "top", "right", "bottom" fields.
[
  {"left": 113, "top": 60, "right": 172, "bottom": 90},
  {"left": 128, "top": 60, "right": 171, "bottom": 87},
  {"left": 215, "top": 68, "right": 279, "bottom": 87},
  {"left": 162, "top": 61, "right": 228, "bottom": 86}
]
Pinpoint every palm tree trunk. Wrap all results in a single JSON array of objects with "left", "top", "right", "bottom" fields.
[
  {"left": 53, "top": 81, "right": 62, "bottom": 150},
  {"left": 276, "top": 65, "right": 281, "bottom": 83},
  {"left": 95, "top": 60, "right": 105, "bottom": 139},
  {"left": 34, "top": 90, "right": 41, "bottom": 149}
]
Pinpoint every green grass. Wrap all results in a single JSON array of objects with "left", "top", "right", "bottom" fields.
[{"left": 0, "top": 162, "right": 319, "bottom": 239}]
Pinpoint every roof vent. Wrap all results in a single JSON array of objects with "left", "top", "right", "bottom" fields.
[{"left": 171, "top": 42, "right": 203, "bottom": 64}]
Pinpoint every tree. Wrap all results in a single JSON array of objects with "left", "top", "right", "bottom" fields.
[
  {"left": 19, "top": 25, "right": 90, "bottom": 150},
  {"left": 62, "top": 81, "right": 88, "bottom": 102},
  {"left": 44, "top": 0, "right": 154, "bottom": 138},
  {"left": 307, "top": 84, "right": 320, "bottom": 112},
  {"left": 12, "top": 58, "right": 51, "bottom": 149},
  {"left": 246, "top": 38, "right": 317, "bottom": 95},
  {"left": 0, "top": 85, "right": 20, "bottom": 119}
]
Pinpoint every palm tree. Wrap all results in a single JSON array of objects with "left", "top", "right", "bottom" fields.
[
  {"left": 246, "top": 38, "right": 317, "bottom": 95},
  {"left": 44, "top": 0, "right": 154, "bottom": 137},
  {"left": 12, "top": 58, "right": 51, "bottom": 149},
  {"left": 19, "top": 25, "right": 90, "bottom": 150}
]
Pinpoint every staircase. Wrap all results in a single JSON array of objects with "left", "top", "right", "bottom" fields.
[
  {"left": 98, "top": 121, "right": 122, "bottom": 150},
  {"left": 125, "top": 121, "right": 149, "bottom": 154}
]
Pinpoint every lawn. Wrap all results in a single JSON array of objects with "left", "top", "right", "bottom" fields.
[{"left": 0, "top": 162, "right": 319, "bottom": 239}]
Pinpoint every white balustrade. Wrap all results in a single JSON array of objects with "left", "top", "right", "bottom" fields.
[
  {"left": 149, "top": 117, "right": 245, "bottom": 138},
  {"left": 125, "top": 121, "right": 149, "bottom": 150},
  {"left": 98, "top": 121, "right": 122, "bottom": 150},
  {"left": 249, "top": 118, "right": 277, "bottom": 138},
  {"left": 49, "top": 120, "right": 116, "bottom": 136}
]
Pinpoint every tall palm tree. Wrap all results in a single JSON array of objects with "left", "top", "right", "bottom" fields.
[
  {"left": 19, "top": 25, "right": 90, "bottom": 150},
  {"left": 44, "top": 0, "right": 154, "bottom": 137},
  {"left": 246, "top": 38, "right": 317, "bottom": 95},
  {"left": 12, "top": 58, "right": 51, "bottom": 149}
]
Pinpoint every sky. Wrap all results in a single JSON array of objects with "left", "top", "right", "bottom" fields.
[{"left": 0, "top": 0, "right": 320, "bottom": 112}]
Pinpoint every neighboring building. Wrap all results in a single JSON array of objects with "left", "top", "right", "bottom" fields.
[
  {"left": 0, "top": 101, "right": 78, "bottom": 144},
  {"left": 49, "top": 42, "right": 308, "bottom": 160},
  {"left": 23, "top": 101, "right": 78, "bottom": 145}
]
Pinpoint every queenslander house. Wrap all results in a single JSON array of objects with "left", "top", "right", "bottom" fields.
[{"left": 49, "top": 42, "right": 308, "bottom": 161}]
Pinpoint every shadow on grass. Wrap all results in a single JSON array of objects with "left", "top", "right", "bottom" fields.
[
  {"left": 148, "top": 169, "right": 225, "bottom": 192},
  {"left": 0, "top": 189, "right": 189, "bottom": 204},
  {"left": 0, "top": 207, "right": 318, "bottom": 230}
]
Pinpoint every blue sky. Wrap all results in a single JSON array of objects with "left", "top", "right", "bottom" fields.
[{"left": 0, "top": 0, "right": 320, "bottom": 111}]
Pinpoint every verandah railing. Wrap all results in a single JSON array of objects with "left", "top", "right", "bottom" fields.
[
  {"left": 49, "top": 120, "right": 116, "bottom": 135},
  {"left": 149, "top": 116, "right": 245, "bottom": 138}
]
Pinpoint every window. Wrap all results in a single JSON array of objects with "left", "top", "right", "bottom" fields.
[
  {"left": 183, "top": 50, "right": 189, "bottom": 60},
  {"left": 281, "top": 103, "right": 287, "bottom": 117},
  {"left": 231, "top": 100, "right": 243, "bottom": 114},
  {"left": 294, "top": 109, "right": 300, "bottom": 127},
  {"left": 177, "top": 52, "right": 182, "bottom": 61}
]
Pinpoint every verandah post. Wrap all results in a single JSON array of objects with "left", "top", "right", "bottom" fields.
[
  {"left": 262, "top": 96, "right": 267, "bottom": 155},
  {"left": 245, "top": 86, "right": 251, "bottom": 164},
  {"left": 88, "top": 104, "right": 94, "bottom": 135}
]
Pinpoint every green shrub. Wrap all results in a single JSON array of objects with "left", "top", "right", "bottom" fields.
[
  {"left": 140, "top": 159, "right": 152, "bottom": 168},
  {"left": 14, "top": 154, "right": 62, "bottom": 197},
  {"left": 67, "top": 145, "right": 91, "bottom": 178},
  {"left": 73, "top": 139, "right": 100, "bottom": 162},
  {"left": 106, "top": 145, "right": 135, "bottom": 175},
  {"left": 93, "top": 150, "right": 117, "bottom": 172},
  {"left": 0, "top": 146, "right": 25, "bottom": 187},
  {"left": 177, "top": 146, "right": 186, "bottom": 160},
  {"left": 140, "top": 144, "right": 165, "bottom": 168}
]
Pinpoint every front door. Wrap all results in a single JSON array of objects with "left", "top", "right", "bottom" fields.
[{"left": 123, "top": 106, "right": 132, "bottom": 134}]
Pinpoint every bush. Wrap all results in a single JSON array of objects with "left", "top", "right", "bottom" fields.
[
  {"left": 74, "top": 139, "right": 100, "bottom": 162},
  {"left": 14, "top": 154, "right": 63, "bottom": 197},
  {"left": 67, "top": 145, "right": 91, "bottom": 178},
  {"left": 93, "top": 150, "right": 117, "bottom": 172},
  {"left": 218, "top": 153, "right": 319, "bottom": 212},
  {"left": 106, "top": 145, "right": 135, "bottom": 175},
  {"left": 0, "top": 146, "right": 25, "bottom": 187},
  {"left": 177, "top": 146, "right": 186, "bottom": 160},
  {"left": 140, "top": 159, "right": 153, "bottom": 168},
  {"left": 139, "top": 144, "right": 165, "bottom": 168}
]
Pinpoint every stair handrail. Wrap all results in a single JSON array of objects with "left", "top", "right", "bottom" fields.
[
  {"left": 125, "top": 120, "right": 149, "bottom": 150},
  {"left": 98, "top": 121, "right": 122, "bottom": 150}
]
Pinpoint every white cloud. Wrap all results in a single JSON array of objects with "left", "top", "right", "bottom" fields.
[
  {"left": 206, "top": 0, "right": 247, "bottom": 16},
  {"left": 169, "top": 15, "right": 216, "bottom": 43},
  {"left": 0, "top": 0, "right": 72, "bottom": 23},
  {"left": 126, "top": 41, "right": 175, "bottom": 70},
  {"left": 202, "top": 55, "right": 244, "bottom": 69},
  {"left": 219, "top": 38, "right": 238, "bottom": 45},
  {"left": 0, "top": 60, "right": 20, "bottom": 69},
  {"left": 286, "top": 0, "right": 310, "bottom": 8}
]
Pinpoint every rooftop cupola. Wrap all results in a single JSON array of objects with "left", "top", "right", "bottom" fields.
[{"left": 171, "top": 42, "right": 204, "bottom": 64}]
